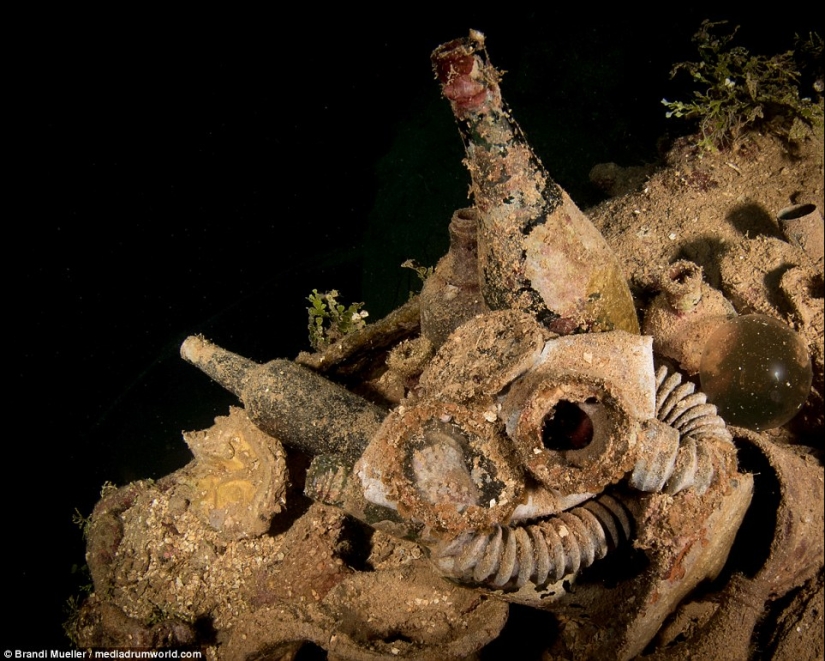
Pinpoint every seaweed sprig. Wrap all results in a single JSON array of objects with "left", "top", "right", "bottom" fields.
[
  {"left": 663, "top": 20, "right": 823, "bottom": 150},
  {"left": 307, "top": 289, "right": 369, "bottom": 350}
]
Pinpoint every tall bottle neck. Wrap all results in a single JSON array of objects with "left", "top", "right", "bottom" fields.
[{"left": 432, "top": 33, "right": 562, "bottom": 224}]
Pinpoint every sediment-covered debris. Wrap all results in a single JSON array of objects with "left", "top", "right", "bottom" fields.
[{"left": 69, "top": 30, "right": 824, "bottom": 661}]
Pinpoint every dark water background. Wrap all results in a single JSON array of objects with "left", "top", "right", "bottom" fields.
[{"left": 9, "top": 8, "right": 821, "bottom": 649}]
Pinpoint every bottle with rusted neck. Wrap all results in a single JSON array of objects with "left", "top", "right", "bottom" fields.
[{"left": 431, "top": 31, "right": 639, "bottom": 335}]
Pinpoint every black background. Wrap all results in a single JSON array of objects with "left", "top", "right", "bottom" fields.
[{"left": 9, "top": 7, "right": 821, "bottom": 649}]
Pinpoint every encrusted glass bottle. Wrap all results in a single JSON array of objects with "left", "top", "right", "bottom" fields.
[{"left": 432, "top": 31, "right": 639, "bottom": 335}]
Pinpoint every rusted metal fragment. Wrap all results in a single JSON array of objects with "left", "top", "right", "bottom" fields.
[{"left": 545, "top": 473, "right": 753, "bottom": 660}]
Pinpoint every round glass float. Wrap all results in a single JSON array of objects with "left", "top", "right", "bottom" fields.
[{"left": 699, "top": 314, "right": 812, "bottom": 431}]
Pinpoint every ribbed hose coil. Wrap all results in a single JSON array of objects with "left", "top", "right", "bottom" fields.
[
  {"left": 434, "top": 493, "right": 632, "bottom": 589},
  {"left": 630, "top": 365, "right": 732, "bottom": 494}
]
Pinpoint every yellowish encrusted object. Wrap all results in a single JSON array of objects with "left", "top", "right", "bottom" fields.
[{"left": 182, "top": 406, "right": 287, "bottom": 540}]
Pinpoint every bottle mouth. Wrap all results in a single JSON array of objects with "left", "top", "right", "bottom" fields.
[{"left": 431, "top": 31, "right": 497, "bottom": 118}]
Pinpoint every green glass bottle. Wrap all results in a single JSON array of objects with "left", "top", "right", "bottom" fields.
[{"left": 431, "top": 31, "right": 639, "bottom": 335}]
